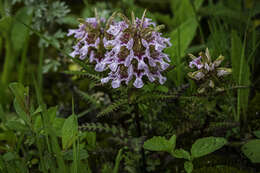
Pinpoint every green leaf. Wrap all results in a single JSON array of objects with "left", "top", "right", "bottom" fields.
[
  {"left": 9, "top": 83, "right": 30, "bottom": 124},
  {"left": 168, "top": 18, "right": 198, "bottom": 59},
  {"left": 191, "top": 137, "right": 227, "bottom": 158},
  {"left": 63, "top": 149, "right": 89, "bottom": 161},
  {"left": 143, "top": 136, "right": 171, "bottom": 152},
  {"left": 97, "top": 99, "right": 128, "bottom": 118},
  {"left": 170, "top": 0, "right": 203, "bottom": 26},
  {"left": 199, "top": 4, "right": 247, "bottom": 22},
  {"left": 172, "top": 149, "right": 191, "bottom": 160},
  {"left": 156, "top": 85, "right": 169, "bottom": 93},
  {"left": 0, "top": 16, "right": 12, "bottom": 37},
  {"left": 241, "top": 139, "right": 260, "bottom": 163},
  {"left": 169, "top": 134, "right": 177, "bottom": 151},
  {"left": 167, "top": 18, "right": 198, "bottom": 85},
  {"left": 13, "top": 98, "right": 30, "bottom": 125},
  {"left": 52, "top": 117, "right": 65, "bottom": 137},
  {"left": 0, "top": 105, "right": 5, "bottom": 122},
  {"left": 46, "top": 106, "right": 57, "bottom": 124},
  {"left": 5, "top": 120, "right": 28, "bottom": 132},
  {"left": 9, "top": 83, "right": 29, "bottom": 105},
  {"left": 184, "top": 161, "right": 193, "bottom": 173},
  {"left": 231, "top": 30, "right": 250, "bottom": 121},
  {"left": 113, "top": 148, "right": 124, "bottom": 173},
  {"left": 62, "top": 114, "right": 78, "bottom": 150},
  {"left": 32, "top": 106, "right": 43, "bottom": 116},
  {"left": 3, "top": 152, "right": 16, "bottom": 162},
  {"left": 84, "top": 132, "right": 96, "bottom": 150},
  {"left": 231, "top": 31, "right": 242, "bottom": 82},
  {"left": 63, "top": 70, "right": 101, "bottom": 83},
  {"left": 0, "top": 131, "right": 16, "bottom": 146},
  {"left": 253, "top": 130, "right": 260, "bottom": 139},
  {"left": 11, "top": 6, "right": 32, "bottom": 53},
  {"left": 0, "top": 156, "right": 4, "bottom": 170}
]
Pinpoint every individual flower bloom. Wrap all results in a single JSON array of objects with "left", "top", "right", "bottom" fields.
[
  {"left": 209, "top": 80, "right": 214, "bottom": 88},
  {"left": 216, "top": 87, "right": 225, "bottom": 92},
  {"left": 136, "top": 17, "right": 156, "bottom": 28},
  {"left": 194, "top": 71, "right": 205, "bottom": 80},
  {"left": 188, "top": 70, "right": 205, "bottom": 80},
  {"left": 216, "top": 67, "right": 232, "bottom": 77},
  {"left": 197, "top": 87, "right": 206, "bottom": 94},
  {"left": 67, "top": 17, "right": 106, "bottom": 63},
  {"left": 189, "top": 56, "right": 203, "bottom": 69},
  {"left": 99, "top": 11, "right": 171, "bottom": 88},
  {"left": 205, "top": 47, "right": 211, "bottom": 62},
  {"left": 101, "top": 64, "right": 134, "bottom": 88},
  {"left": 107, "top": 21, "right": 128, "bottom": 36},
  {"left": 204, "top": 62, "right": 214, "bottom": 72},
  {"left": 212, "top": 55, "right": 224, "bottom": 67}
]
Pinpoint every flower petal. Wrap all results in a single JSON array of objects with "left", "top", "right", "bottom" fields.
[
  {"left": 134, "top": 77, "right": 144, "bottom": 88},
  {"left": 112, "top": 79, "right": 121, "bottom": 88}
]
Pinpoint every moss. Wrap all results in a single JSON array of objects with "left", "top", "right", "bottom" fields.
[{"left": 193, "top": 165, "right": 252, "bottom": 173}]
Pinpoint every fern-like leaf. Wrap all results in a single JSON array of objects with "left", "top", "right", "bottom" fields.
[
  {"left": 137, "top": 93, "right": 178, "bottom": 103},
  {"left": 79, "top": 122, "right": 125, "bottom": 137},
  {"left": 97, "top": 99, "right": 128, "bottom": 118},
  {"left": 74, "top": 88, "right": 99, "bottom": 105},
  {"left": 63, "top": 70, "right": 101, "bottom": 83},
  {"left": 174, "top": 120, "right": 202, "bottom": 136},
  {"left": 204, "top": 122, "right": 239, "bottom": 133}
]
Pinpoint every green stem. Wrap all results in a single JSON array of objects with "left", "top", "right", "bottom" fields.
[
  {"left": 1, "top": 37, "right": 12, "bottom": 86},
  {"left": 18, "top": 34, "right": 30, "bottom": 83},
  {"left": 40, "top": 112, "right": 51, "bottom": 153},
  {"left": 38, "top": 47, "right": 44, "bottom": 98},
  {"left": 133, "top": 103, "right": 147, "bottom": 173}
]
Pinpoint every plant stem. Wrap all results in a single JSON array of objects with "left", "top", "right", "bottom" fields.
[
  {"left": 38, "top": 47, "right": 44, "bottom": 99},
  {"left": 177, "top": 26, "right": 181, "bottom": 86},
  {"left": 134, "top": 103, "right": 147, "bottom": 173}
]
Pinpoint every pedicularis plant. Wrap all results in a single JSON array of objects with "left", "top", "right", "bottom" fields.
[
  {"left": 67, "top": 10, "right": 233, "bottom": 173},
  {"left": 188, "top": 48, "right": 232, "bottom": 93}
]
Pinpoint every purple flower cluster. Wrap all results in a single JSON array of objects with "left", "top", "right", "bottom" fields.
[
  {"left": 188, "top": 48, "right": 232, "bottom": 81},
  {"left": 68, "top": 14, "right": 172, "bottom": 89}
]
